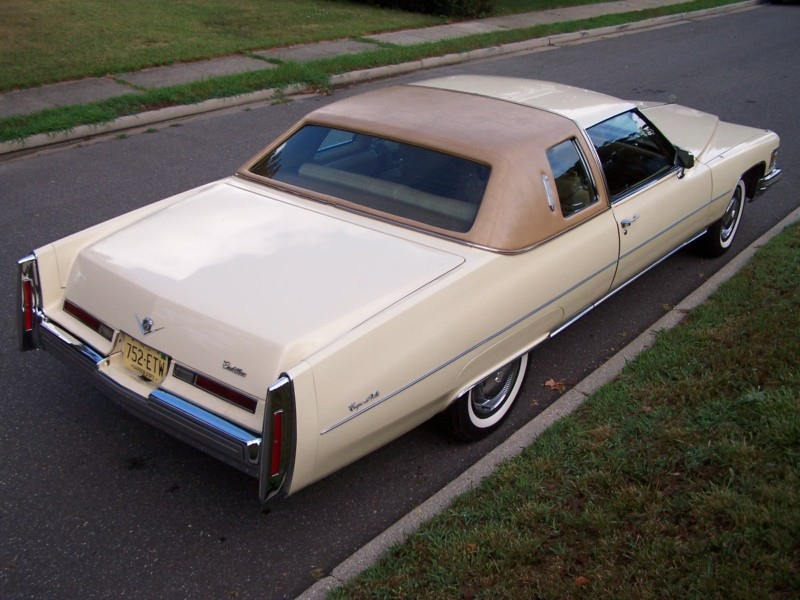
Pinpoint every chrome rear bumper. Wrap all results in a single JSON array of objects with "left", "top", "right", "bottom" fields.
[
  {"left": 18, "top": 253, "right": 294, "bottom": 503},
  {"left": 35, "top": 317, "right": 263, "bottom": 479}
]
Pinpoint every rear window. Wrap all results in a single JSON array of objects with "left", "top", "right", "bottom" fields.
[{"left": 249, "top": 125, "right": 490, "bottom": 233}]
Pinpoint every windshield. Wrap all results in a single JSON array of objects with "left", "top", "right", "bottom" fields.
[{"left": 249, "top": 125, "right": 490, "bottom": 233}]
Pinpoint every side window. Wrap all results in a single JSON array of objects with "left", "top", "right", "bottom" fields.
[
  {"left": 545, "top": 139, "right": 597, "bottom": 218},
  {"left": 587, "top": 110, "right": 675, "bottom": 201}
]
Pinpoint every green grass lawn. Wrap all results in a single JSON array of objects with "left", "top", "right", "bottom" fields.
[
  {"left": 0, "top": 0, "right": 436, "bottom": 92},
  {"left": 0, "top": 0, "right": 613, "bottom": 93},
  {"left": 331, "top": 222, "right": 800, "bottom": 598},
  {"left": 0, "top": 0, "right": 733, "bottom": 93},
  {"left": 0, "top": 0, "right": 741, "bottom": 143}
]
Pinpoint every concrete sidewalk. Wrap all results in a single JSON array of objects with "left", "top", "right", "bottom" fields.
[{"left": 0, "top": 0, "right": 752, "bottom": 125}]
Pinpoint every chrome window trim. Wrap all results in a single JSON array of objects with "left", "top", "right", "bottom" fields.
[{"left": 236, "top": 173, "right": 613, "bottom": 257}]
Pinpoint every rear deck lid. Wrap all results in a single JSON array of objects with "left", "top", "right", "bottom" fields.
[{"left": 64, "top": 179, "right": 464, "bottom": 389}]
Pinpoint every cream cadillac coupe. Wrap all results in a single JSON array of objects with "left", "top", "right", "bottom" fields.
[{"left": 18, "top": 77, "right": 781, "bottom": 502}]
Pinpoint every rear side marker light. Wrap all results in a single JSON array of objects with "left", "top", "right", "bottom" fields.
[
  {"left": 63, "top": 300, "right": 114, "bottom": 341},
  {"left": 173, "top": 364, "right": 258, "bottom": 413}
]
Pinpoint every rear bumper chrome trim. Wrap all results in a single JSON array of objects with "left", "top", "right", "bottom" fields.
[{"left": 36, "top": 317, "right": 262, "bottom": 479}]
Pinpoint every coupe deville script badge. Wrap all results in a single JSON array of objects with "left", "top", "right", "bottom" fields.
[
  {"left": 136, "top": 314, "right": 163, "bottom": 336},
  {"left": 348, "top": 391, "right": 380, "bottom": 413}
]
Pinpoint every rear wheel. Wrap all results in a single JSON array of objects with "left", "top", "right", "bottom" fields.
[
  {"left": 697, "top": 179, "right": 746, "bottom": 257},
  {"left": 444, "top": 354, "right": 528, "bottom": 442}
]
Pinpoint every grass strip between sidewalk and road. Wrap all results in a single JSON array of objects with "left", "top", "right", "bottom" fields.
[
  {"left": 0, "top": 0, "right": 741, "bottom": 144},
  {"left": 0, "top": 0, "right": 438, "bottom": 92},
  {"left": 0, "top": 0, "right": 707, "bottom": 92},
  {"left": 330, "top": 222, "right": 800, "bottom": 598}
]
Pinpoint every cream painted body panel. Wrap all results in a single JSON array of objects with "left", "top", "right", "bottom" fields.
[
  {"left": 611, "top": 164, "right": 712, "bottom": 287},
  {"left": 296, "top": 210, "right": 619, "bottom": 490},
  {"left": 641, "top": 102, "right": 781, "bottom": 214},
  {"left": 701, "top": 122, "right": 781, "bottom": 214},
  {"left": 62, "top": 178, "right": 464, "bottom": 431}
]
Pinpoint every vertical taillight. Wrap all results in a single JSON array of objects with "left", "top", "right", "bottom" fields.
[
  {"left": 22, "top": 278, "right": 34, "bottom": 332},
  {"left": 18, "top": 254, "right": 40, "bottom": 351},
  {"left": 270, "top": 411, "right": 283, "bottom": 477},
  {"left": 260, "top": 376, "right": 295, "bottom": 503}
]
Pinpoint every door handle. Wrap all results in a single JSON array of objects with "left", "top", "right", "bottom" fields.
[{"left": 620, "top": 214, "right": 640, "bottom": 228}]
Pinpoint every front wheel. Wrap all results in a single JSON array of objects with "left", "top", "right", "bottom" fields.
[
  {"left": 444, "top": 354, "right": 528, "bottom": 442},
  {"left": 697, "top": 179, "right": 746, "bottom": 257}
]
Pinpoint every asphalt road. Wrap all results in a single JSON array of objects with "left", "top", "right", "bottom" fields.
[{"left": 1, "top": 5, "right": 798, "bottom": 599}]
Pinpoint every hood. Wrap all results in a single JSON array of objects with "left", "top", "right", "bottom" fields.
[
  {"left": 638, "top": 102, "right": 720, "bottom": 158},
  {"left": 639, "top": 102, "right": 768, "bottom": 165},
  {"left": 65, "top": 179, "right": 464, "bottom": 393}
]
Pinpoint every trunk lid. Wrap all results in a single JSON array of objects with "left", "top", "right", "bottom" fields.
[{"left": 65, "top": 179, "right": 464, "bottom": 395}]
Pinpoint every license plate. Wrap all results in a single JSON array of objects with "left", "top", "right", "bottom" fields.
[{"left": 120, "top": 333, "right": 169, "bottom": 385}]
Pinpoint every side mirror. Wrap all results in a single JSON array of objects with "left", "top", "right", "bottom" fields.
[{"left": 676, "top": 148, "right": 695, "bottom": 169}]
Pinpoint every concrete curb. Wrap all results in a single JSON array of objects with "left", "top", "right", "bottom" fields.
[
  {"left": 0, "top": 83, "right": 308, "bottom": 157},
  {"left": 0, "top": 1, "right": 759, "bottom": 158},
  {"left": 297, "top": 204, "right": 800, "bottom": 600}
]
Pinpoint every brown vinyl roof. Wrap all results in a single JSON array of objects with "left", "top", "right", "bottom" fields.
[{"left": 240, "top": 83, "right": 609, "bottom": 252}]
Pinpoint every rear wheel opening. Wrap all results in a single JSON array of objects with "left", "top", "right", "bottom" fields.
[{"left": 443, "top": 353, "right": 528, "bottom": 442}]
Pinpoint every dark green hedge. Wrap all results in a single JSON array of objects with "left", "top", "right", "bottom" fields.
[{"left": 354, "top": 0, "right": 494, "bottom": 18}]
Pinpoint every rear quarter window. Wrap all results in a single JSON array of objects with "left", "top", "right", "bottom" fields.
[{"left": 545, "top": 139, "right": 597, "bottom": 218}]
